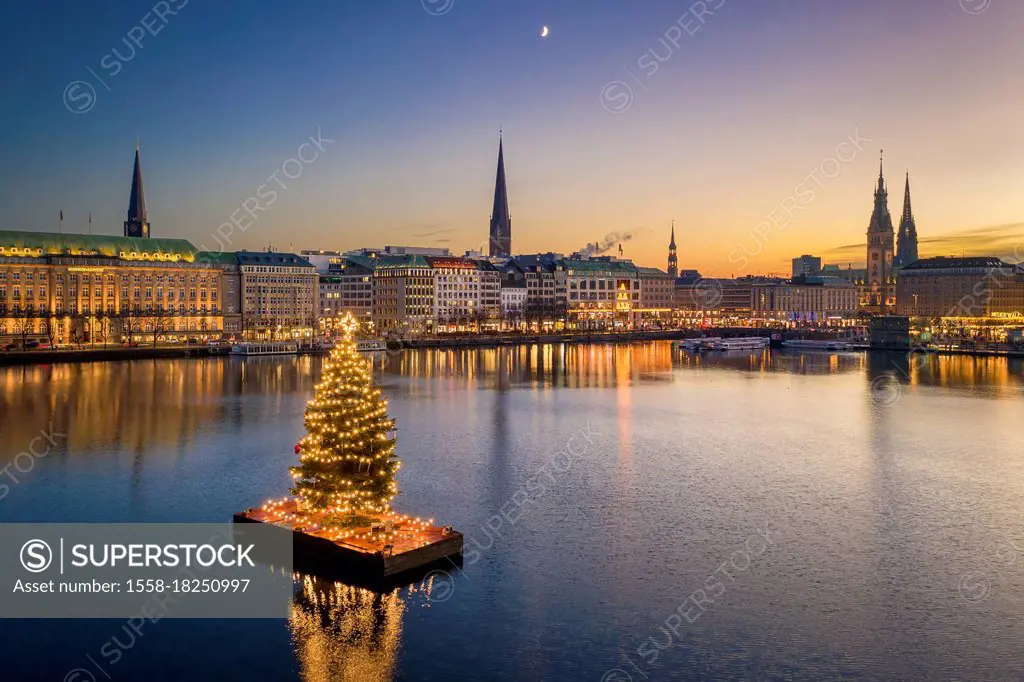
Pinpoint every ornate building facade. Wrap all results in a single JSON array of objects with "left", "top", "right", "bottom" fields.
[
  {"left": 237, "top": 251, "right": 318, "bottom": 339},
  {"left": 896, "top": 256, "right": 1024, "bottom": 318},
  {"left": 865, "top": 152, "right": 896, "bottom": 312},
  {"left": 0, "top": 231, "right": 226, "bottom": 346}
]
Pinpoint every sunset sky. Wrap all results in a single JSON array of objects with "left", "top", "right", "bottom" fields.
[{"left": 1, "top": 0, "right": 1022, "bottom": 276}]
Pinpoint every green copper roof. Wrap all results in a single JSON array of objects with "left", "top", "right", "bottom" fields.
[
  {"left": 195, "top": 250, "right": 240, "bottom": 265},
  {"left": 374, "top": 255, "right": 432, "bottom": 269},
  {"left": 0, "top": 230, "right": 199, "bottom": 260}
]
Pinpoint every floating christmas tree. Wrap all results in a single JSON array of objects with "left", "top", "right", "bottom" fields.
[
  {"left": 235, "top": 312, "right": 463, "bottom": 582},
  {"left": 290, "top": 314, "right": 400, "bottom": 523}
]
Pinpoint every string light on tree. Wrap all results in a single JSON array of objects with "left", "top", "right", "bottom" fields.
[
  {"left": 290, "top": 312, "right": 400, "bottom": 524},
  {"left": 240, "top": 311, "right": 463, "bottom": 575}
]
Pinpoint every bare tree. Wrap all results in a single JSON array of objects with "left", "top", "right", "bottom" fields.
[
  {"left": 95, "top": 308, "right": 112, "bottom": 348},
  {"left": 116, "top": 306, "right": 144, "bottom": 345},
  {"left": 43, "top": 314, "right": 59, "bottom": 348},
  {"left": 68, "top": 314, "right": 87, "bottom": 349},
  {"left": 12, "top": 304, "right": 37, "bottom": 349},
  {"left": 148, "top": 308, "right": 173, "bottom": 346}
]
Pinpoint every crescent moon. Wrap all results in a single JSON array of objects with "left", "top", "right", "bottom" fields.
[{"left": 541, "top": 26, "right": 549, "bottom": 38}]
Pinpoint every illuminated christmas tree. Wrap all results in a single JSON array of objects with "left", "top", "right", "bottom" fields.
[{"left": 290, "top": 314, "right": 400, "bottom": 522}]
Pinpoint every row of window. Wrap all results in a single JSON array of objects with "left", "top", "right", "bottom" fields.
[
  {"left": 0, "top": 271, "right": 214, "bottom": 285},
  {"left": 0, "top": 304, "right": 221, "bottom": 316}
]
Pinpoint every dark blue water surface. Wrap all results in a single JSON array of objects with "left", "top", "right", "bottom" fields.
[{"left": 2, "top": 343, "right": 1024, "bottom": 681}]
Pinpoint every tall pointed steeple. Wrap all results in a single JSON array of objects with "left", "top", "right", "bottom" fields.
[
  {"left": 895, "top": 170, "right": 918, "bottom": 267},
  {"left": 124, "top": 142, "right": 151, "bottom": 238},
  {"left": 667, "top": 221, "right": 678, "bottom": 277},
  {"left": 488, "top": 133, "right": 512, "bottom": 257},
  {"left": 877, "top": 151, "right": 886, "bottom": 193},
  {"left": 868, "top": 150, "right": 893, "bottom": 236},
  {"left": 865, "top": 149, "right": 895, "bottom": 311}
]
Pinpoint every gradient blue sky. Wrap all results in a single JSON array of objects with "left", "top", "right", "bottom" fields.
[{"left": 1, "top": 0, "right": 1021, "bottom": 275}]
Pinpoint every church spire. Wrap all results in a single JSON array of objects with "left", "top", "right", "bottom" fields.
[
  {"left": 488, "top": 133, "right": 512, "bottom": 257},
  {"left": 667, "top": 220, "right": 678, "bottom": 277},
  {"left": 124, "top": 144, "right": 151, "bottom": 238},
  {"left": 876, "top": 149, "right": 885, "bottom": 194},
  {"left": 901, "top": 170, "right": 913, "bottom": 225},
  {"left": 895, "top": 170, "right": 919, "bottom": 267}
]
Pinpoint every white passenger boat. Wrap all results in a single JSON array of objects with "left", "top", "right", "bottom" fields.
[
  {"left": 782, "top": 339, "right": 854, "bottom": 351},
  {"left": 229, "top": 342, "right": 299, "bottom": 356},
  {"left": 674, "top": 337, "right": 722, "bottom": 351},
  {"left": 356, "top": 339, "right": 387, "bottom": 352},
  {"left": 706, "top": 337, "right": 770, "bottom": 352}
]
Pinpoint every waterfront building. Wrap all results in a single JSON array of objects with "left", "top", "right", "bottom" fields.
[
  {"left": 372, "top": 255, "right": 435, "bottom": 333},
  {"left": 428, "top": 256, "right": 482, "bottom": 330},
  {"left": 865, "top": 152, "right": 896, "bottom": 312},
  {"left": 894, "top": 172, "right": 919, "bottom": 267},
  {"left": 124, "top": 145, "right": 151, "bottom": 239},
  {"left": 0, "top": 230, "right": 226, "bottom": 346},
  {"left": 500, "top": 280, "right": 528, "bottom": 323},
  {"left": 792, "top": 255, "right": 822, "bottom": 279},
  {"left": 674, "top": 276, "right": 755, "bottom": 321},
  {"left": 237, "top": 251, "right": 318, "bottom": 340},
  {"left": 473, "top": 259, "right": 503, "bottom": 326},
  {"left": 488, "top": 135, "right": 512, "bottom": 257},
  {"left": 198, "top": 251, "right": 243, "bottom": 335},
  {"left": 564, "top": 257, "right": 638, "bottom": 329},
  {"left": 750, "top": 276, "right": 860, "bottom": 326},
  {"left": 667, "top": 222, "right": 678, "bottom": 277},
  {"left": 895, "top": 256, "right": 1024, "bottom": 319},
  {"left": 513, "top": 256, "right": 567, "bottom": 328},
  {"left": 319, "top": 276, "right": 344, "bottom": 320},
  {"left": 636, "top": 266, "right": 676, "bottom": 326},
  {"left": 318, "top": 255, "right": 376, "bottom": 330}
]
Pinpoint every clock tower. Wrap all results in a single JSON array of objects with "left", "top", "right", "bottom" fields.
[{"left": 866, "top": 151, "right": 894, "bottom": 312}]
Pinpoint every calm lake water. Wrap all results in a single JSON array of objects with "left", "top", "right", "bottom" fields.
[{"left": 1, "top": 343, "right": 1023, "bottom": 681}]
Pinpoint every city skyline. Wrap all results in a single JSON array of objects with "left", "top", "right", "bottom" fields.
[{"left": 2, "top": 0, "right": 1022, "bottom": 275}]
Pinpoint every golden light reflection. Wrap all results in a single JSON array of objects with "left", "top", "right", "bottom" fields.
[
  {"left": 614, "top": 344, "right": 633, "bottom": 463},
  {"left": 290, "top": 575, "right": 405, "bottom": 682},
  {"left": 1, "top": 344, "right": 1022, "bottom": 468}
]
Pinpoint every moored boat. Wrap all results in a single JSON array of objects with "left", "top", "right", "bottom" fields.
[
  {"left": 356, "top": 339, "right": 387, "bottom": 352},
  {"left": 674, "top": 337, "right": 722, "bottom": 351},
  {"left": 782, "top": 339, "right": 854, "bottom": 351},
  {"left": 706, "top": 337, "right": 769, "bottom": 352},
  {"left": 230, "top": 342, "right": 299, "bottom": 356}
]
